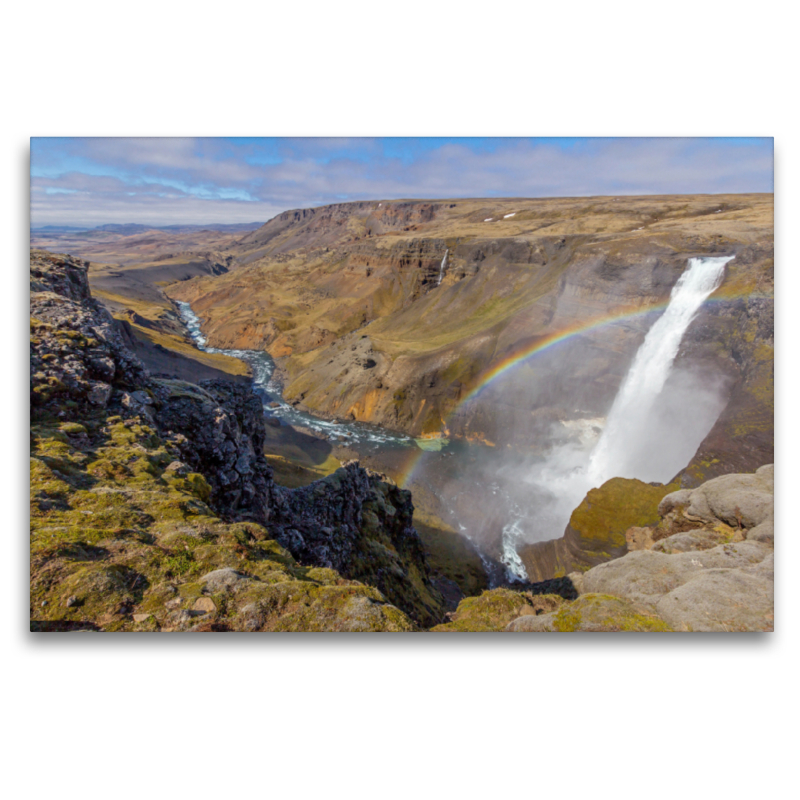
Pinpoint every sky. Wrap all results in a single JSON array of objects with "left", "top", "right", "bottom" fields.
[{"left": 30, "top": 137, "right": 774, "bottom": 228}]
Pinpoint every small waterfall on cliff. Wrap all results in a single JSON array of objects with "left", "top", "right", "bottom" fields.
[
  {"left": 497, "top": 255, "right": 733, "bottom": 581},
  {"left": 588, "top": 255, "right": 733, "bottom": 484},
  {"left": 437, "top": 249, "right": 448, "bottom": 286}
]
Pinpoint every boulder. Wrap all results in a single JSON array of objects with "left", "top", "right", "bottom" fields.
[
  {"left": 582, "top": 550, "right": 702, "bottom": 607},
  {"left": 746, "top": 518, "right": 774, "bottom": 544},
  {"left": 199, "top": 568, "right": 250, "bottom": 593},
  {"left": 655, "top": 570, "right": 773, "bottom": 632},
  {"left": 582, "top": 540, "right": 771, "bottom": 606},
  {"left": 192, "top": 597, "right": 217, "bottom": 614},
  {"left": 659, "top": 466, "right": 773, "bottom": 529},
  {"left": 507, "top": 593, "right": 672, "bottom": 632},
  {"left": 652, "top": 529, "right": 730, "bottom": 553}
]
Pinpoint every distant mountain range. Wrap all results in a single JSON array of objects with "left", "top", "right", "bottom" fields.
[{"left": 31, "top": 222, "right": 265, "bottom": 235}]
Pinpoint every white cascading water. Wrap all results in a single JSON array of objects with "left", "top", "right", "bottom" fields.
[
  {"left": 587, "top": 255, "right": 733, "bottom": 484},
  {"left": 499, "top": 255, "right": 733, "bottom": 581},
  {"left": 437, "top": 249, "right": 448, "bottom": 285}
]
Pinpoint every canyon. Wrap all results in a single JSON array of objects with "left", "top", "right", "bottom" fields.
[
  {"left": 164, "top": 196, "right": 773, "bottom": 573},
  {"left": 164, "top": 196, "right": 772, "bottom": 480},
  {"left": 30, "top": 193, "right": 774, "bottom": 631}
]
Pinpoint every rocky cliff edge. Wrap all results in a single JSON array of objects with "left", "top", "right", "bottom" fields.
[{"left": 30, "top": 250, "right": 444, "bottom": 631}]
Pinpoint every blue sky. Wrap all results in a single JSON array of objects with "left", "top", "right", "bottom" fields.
[{"left": 30, "top": 137, "right": 774, "bottom": 227}]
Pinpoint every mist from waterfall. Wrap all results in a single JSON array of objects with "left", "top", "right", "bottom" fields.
[{"left": 495, "top": 255, "right": 733, "bottom": 580}]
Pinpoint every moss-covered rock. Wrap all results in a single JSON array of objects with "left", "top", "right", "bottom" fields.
[
  {"left": 30, "top": 382, "right": 416, "bottom": 632},
  {"left": 506, "top": 593, "right": 673, "bottom": 632},
  {"left": 574, "top": 467, "right": 775, "bottom": 633},
  {"left": 430, "top": 588, "right": 563, "bottom": 632},
  {"left": 31, "top": 418, "right": 420, "bottom": 632},
  {"left": 520, "top": 477, "right": 679, "bottom": 581},
  {"left": 567, "top": 477, "right": 681, "bottom": 562}
]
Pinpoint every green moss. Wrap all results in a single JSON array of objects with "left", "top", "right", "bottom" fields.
[
  {"left": 59, "top": 422, "right": 87, "bottom": 435},
  {"left": 568, "top": 477, "right": 680, "bottom": 563},
  {"left": 303, "top": 567, "right": 344, "bottom": 585},
  {"left": 550, "top": 594, "right": 672, "bottom": 632},
  {"left": 38, "top": 563, "right": 145, "bottom": 623},
  {"left": 431, "top": 588, "right": 563, "bottom": 632}
]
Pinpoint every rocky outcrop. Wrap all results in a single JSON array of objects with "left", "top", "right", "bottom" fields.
[
  {"left": 267, "top": 462, "right": 445, "bottom": 627},
  {"left": 657, "top": 464, "right": 774, "bottom": 538},
  {"left": 431, "top": 588, "right": 566, "bottom": 632},
  {"left": 154, "top": 379, "right": 277, "bottom": 525},
  {"left": 506, "top": 593, "right": 673, "bottom": 632},
  {"left": 518, "top": 477, "right": 680, "bottom": 582},
  {"left": 235, "top": 200, "right": 443, "bottom": 260},
  {"left": 507, "top": 466, "right": 774, "bottom": 632},
  {"left": 30, "top": 250, "right": 149, "bottom": 413}
]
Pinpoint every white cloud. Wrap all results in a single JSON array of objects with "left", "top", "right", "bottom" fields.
[{"left": 30, "top": 137, "right": 773, "bottom": 227}]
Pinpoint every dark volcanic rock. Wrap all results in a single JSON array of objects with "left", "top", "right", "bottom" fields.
[
  {"left": 508, "top": 576, "right": 579, "bottom": 602},
  {"left": 154, "top": 379, "right": 276, "bottom": 525},
  {"left": 30, "top": 250, "right": 149, "bottom": 413},
  {"left": 269, "top": 462, "right": 445, "bottom": 627}
]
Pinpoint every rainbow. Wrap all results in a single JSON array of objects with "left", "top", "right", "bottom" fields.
[
  {"left": 454, "top": 304, "right": 666, "bottom": 408},
  {"left": 394, "top": 288, "right": 770, "bottom": 489}
]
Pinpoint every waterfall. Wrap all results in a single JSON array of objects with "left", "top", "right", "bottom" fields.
[
  {"left": 588, "top": 255, "right": 733, "bottom": 484},
  {"left": 437, "top": 249, "right": 448, "bottom": 286},
  {"left": 499, "top": 255, "right": 733, "bottom": 581}
]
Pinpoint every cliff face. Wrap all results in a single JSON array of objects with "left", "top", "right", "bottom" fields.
[
  {"left": 235, "top": 200, "right": 444, "bottom": 261},
  {"left": 30, "top": 251, "right": 443, "bottom": 631},
  {"left": 166, "top": 195, "right": 773, "bottom": 468}
]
